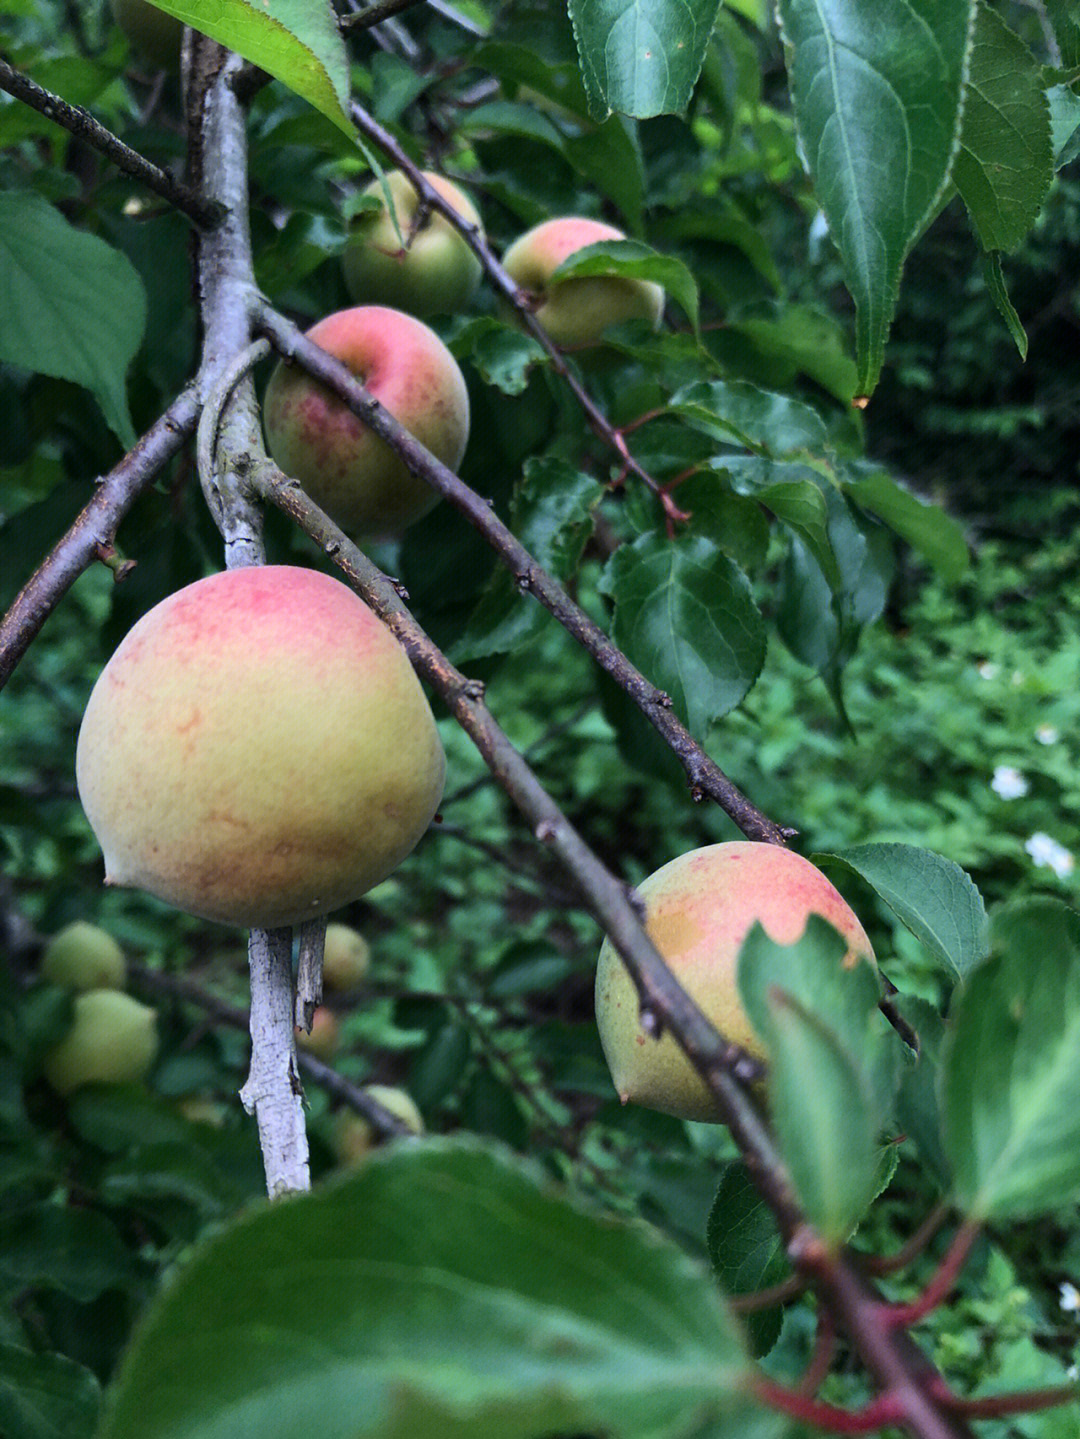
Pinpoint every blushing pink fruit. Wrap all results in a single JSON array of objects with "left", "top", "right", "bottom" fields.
[
  {"left": 501, "top": 217, "right": 664, "bottom": 348},
  {"left": 595, "top": 842, "right": 875, "bottom": 1122},
  {"left": 262, "top": 306, "right": 470, "bottom": 539},
  {"left": 76, "top": 566, "right": 445, "bottom": 929}
]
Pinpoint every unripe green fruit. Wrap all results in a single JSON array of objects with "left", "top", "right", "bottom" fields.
[
  {"left": 44, "top": 990, "right": 158, "bottom": 1095},
  {"left": 295, "top": 1006, "right": 340, "bottom": 1061},
  {"left": 41, "top": 921, "right": 126, "bottom": 992},
  {"left": 321, "top": 924, "right": 371, "bottom": 991},
  {"left": 75, "top": 566, "right": 445, "bottom": 929},
  {"left": 263, "top": 306, "right": 470, "bottom": 539},
  {"left": 595, "top": 843, "right": 875, "bottom": 1122},
  {"left": 331, "top": 1085, "right": 424, "bottom": 1163},
  {"left": 109, "top": 0, "right": 182, "bottom": 69},
  {"left": 342, "top": 171, "right": 483, "bottom": 318},
  {"left": 501, "top": 217, "right": 664, "bottom": 349}
]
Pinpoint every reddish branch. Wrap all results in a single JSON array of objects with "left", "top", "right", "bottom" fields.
[
  {"left": 347, "top": 100, "right": 689, "bottom": 525},
  {"left": 0, "top": 388, "right": 200, "bottom": 692},
  {"left": 256, "top": 303, "right": 789, "bottom": 845},
  {"left": 0, "top": 56, "right": 222, "bottom": 229}
]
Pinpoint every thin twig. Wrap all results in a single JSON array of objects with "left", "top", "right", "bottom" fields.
[
  {"left": 347, "top": 101, "right": 688, "bottom": 525},
  {"left": 256, "top": 302, "right": 790, "bottom": 845},
  {"left": 0, "top": 387, "right": 200, "bottom": 692},
  {"left": 0, "top": 56, "right": 223, "bottom": 229},
  {"left": 295, "top": 918, "right": 326, "bottom": 1031},
  {"left": 341, "top": 0, "right": 430, "bottom": 30}
]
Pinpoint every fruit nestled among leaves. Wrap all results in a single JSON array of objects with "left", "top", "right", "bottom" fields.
[
  {"left": 263, "top": 305, "right": 469, "bottom": 538},
  {"left": 595, "top": 842, "right": 875, "bottom": 1122},
  {"left": 41, "top": 921, "right": 126, "bottom": 992},
  {"left": 331, "top": 1085, "right": 424, "bottom": 1163},
  {"left": 501, "top": 217, "right": 664, "bottom": 348},
  {"left": 342, "top": 170, "right": 483, "bottom": 318},
  {"left": 321, "top": 923, "right": 371, "bottom": 991},
  {"left": 44, "top": 990, "right": 159, "bottom": 1095},
  {"left": 76, "top": 566, "right": 445, "bottom": 929}
]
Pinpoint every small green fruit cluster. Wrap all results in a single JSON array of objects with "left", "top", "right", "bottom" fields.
[{"left": 40, "top": 922, "right": 158, "bottom": 1095}]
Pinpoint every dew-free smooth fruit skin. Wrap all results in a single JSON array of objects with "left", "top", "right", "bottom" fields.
[
  {"left": 44, "top": 990, "right": 159, "bottom": 1095},
  {"left": 41, "top": 921, "right": 126, "bottom": 992},
  {"left": 109, "top": 0, "right": 183, "bottom": 68},
  {"left": 342, "top": 171, "right": 483, "bottom": 318},
  {"left": 331, "top": 1085, "right": 424, "bottom": 1163},
  {"left": 321, "top": 923, "right": 371, "bottom": 991},
  {"left": 75, "top": 567, "right": 445, "bottom": 930},
  {"left": 501, "top": 217, "right": 665, "bottom": 349},
  {"left": 595, "top": 843, "right": 876, "bottom": 1123},
  {"left": 262, "top": 306, "right": 470, "bottom": 539}
]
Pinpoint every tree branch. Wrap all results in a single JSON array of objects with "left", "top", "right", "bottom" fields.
[
  {"left": 188, "top": 34, "right": 307, "bottom": 1194},
  {"left": 246, "top": 450, "right": 976, "bottom": 1439},
  {"left": 256, "top": 302, "right": 790, "bottom": 845},
  {"left": 0, "top": 386, "right": 200, "bottom": 693},
  {"left": 0, "top": 56, "right": 223, "bottom": 229},
  {"left": 347, "top": 100, "right": 688, "bottom": 524}
]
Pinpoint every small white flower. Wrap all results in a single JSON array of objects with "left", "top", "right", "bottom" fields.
[
  {"left": 1060, "top": 1281, "right": 1080, "bottom": 1313},
  {"left": 977, "top": 662, "right": 1000, "bottom": 680},
  {"left": 1025, "top": 833, "right": 1076, "bottom": 880},
  {"left": 991, "top": 765, "right": 1028, "bottom": 800},
  {"left": 1036, "top": 725, "right": 1060, "bottom": 746}
]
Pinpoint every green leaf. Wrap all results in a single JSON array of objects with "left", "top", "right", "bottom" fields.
[
  {"left": 776, "top": 0, "right": 973, "bottom": 395},
  {"left": 766, "top": 987, "right": 882, "bottom": 1248},
  {"left": 564, "top": 116, "right": 647, "bottom": 232},
  {"left": 944, "top": 899, "right": 1080, "bottom": 1220},
  {"left": 568, "top": 0, "right": 724, "bottom": 119},
  {"left": 980, "top": 249, "right": 1028, "bottom": 359},
  {"left": 893, "top": 994, "right": 952, "bottom": 1191},
  {"left": 706, "top": 1163, "right": 789, "bottom": 1357},
  {"left": 601, "top": 530, "right": 766, "bottom": 733},
  {"left": 451, "top": 318, "right": 547, "bottom": 396},
  {"left": 668, "top": 380, "right": 828, "bottom": 456},
  {"left": 714, "top": 457, "right": 840, "bottom": 591},
  {"left": 455, "top": 459, "right": 603, "bottom": 661},
  {"left": 0, "top": 1205, "right": 140, "bottom": 1304},
  {"left": 0, "top": 192, "right": 146, "bottom": 447},
  {"left": 842, "top": 464, "right": 970, "bottom": 581},
  {"left": 738, "top": 913, "right": 898, "bottom": 1121},
  {"left": 0, "top": 1345, "right": 101, "bottom": 1439},
  {"left": 668, "top": 474, "right": 771, "bottom": 575},
  {"left": 100, "top": 1139, "right": 752, "bottom": 1439},
  {"left": 721, "top": 306, "right": 858, "bottom": 403},
  {"left": 953, "top": 5, "right": 1053, "bottom": 254},
  {"left": 815, "top": 843, "right": 988, "bottom": 982},
  {"left": 147, "top": 0, "right": 353, "bottom": 136},
  {"left": 552, "top": 239, "right": 699, "bottom": 335}
]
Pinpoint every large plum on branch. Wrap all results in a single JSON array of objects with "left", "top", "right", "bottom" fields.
[
  {"left": 75, "top": 566, "right": 445, "bottom": 929},
  {"left": 263, "top": 306, "right": 470, "bottom": 539},
  {"left": 595, "top": 843, "right": 876, "bottom": 1122}
]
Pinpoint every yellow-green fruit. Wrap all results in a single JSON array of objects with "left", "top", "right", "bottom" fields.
[
  {"left": 109, "top": 0, "right": 182, "bottom": 68},
  {"left": 501, "top": 216, "right": 664, "bottom": 349},
  {"left": 295, "top": 1006, "right": 340, "bottom": 1061},
  {"left": 342, "top": 171, "right": 483, "bottom": 318},
  {"left": 595, "top": 842, "right": 876, "bottom": 1122},
  {"left": 177, "top": 1097, "right": 227, "bottom": 1128},
  {"left": 75, "top": 567, "right": 445, "bottom": 929},
  {"left": 44, "top": 990, "right": 158, "bottom": 1095},
  {"left": 321, "top": 924, "right": 371, "bottom": 991},
  {"left": 41, "top": 921, "right": 126, "bottom": 992},
  {"left": 331, "top": 1085, "right": 424, "bottom": 1163}
]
